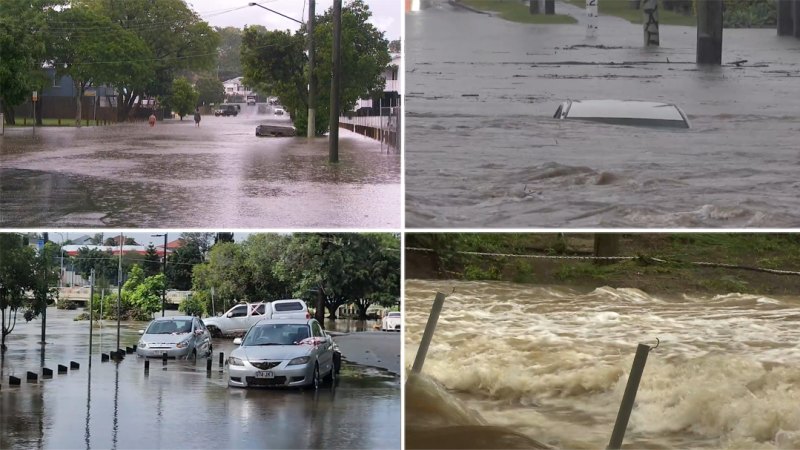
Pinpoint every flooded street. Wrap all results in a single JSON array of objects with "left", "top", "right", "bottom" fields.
[
  {"left": 0, "top": 107, "right": 400, "bottom": 228},
  {"left": 405, "top": 1, "right": 800, "bottom": 227},
  {"left": 405, "top": 279, "right": 800, "bottom": 449},
  {"left": 0, "top": 309, "right": 400, "bottom": 449}
]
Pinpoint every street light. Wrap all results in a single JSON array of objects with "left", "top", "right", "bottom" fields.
[
  {"left": 151, "top": 234, "right": 168, "bottom": 317},
  {"left": 248, "top": 2, "right": 303, "bottom": 25}
]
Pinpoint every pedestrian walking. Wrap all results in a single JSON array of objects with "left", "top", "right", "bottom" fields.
[
  {"left": 194, "top": 108, "right": 201, "bottom": 127},
  {"left": 148, "top": 113, "right": 156, "bottom": 127}
]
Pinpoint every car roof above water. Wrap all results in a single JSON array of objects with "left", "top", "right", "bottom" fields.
[{"left": 555, "top": 99, "right": 690, "bottom": 128}]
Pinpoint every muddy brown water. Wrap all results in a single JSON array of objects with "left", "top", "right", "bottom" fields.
[
  {"left": 405, "top": 279, "right": 800, "bottom": 449},
  {"left": 0, "top": 308, "right": 400, "bottom": 449},
  {"left": 405, "top": 1, "right": 800, "bottom": 227},
  {"left": 0, "top": 107, "right": 400, "bottom": 228}
]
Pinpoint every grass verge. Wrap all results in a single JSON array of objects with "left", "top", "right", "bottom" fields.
[
  {"left": 4, "top": 118, "right": 111, "bottom": 127},
  {"left": 460, "top": 0, "right": 578, "bottom": 24},
  {"left": 563, "top": 0, "right": 696, "bottom": 26}
]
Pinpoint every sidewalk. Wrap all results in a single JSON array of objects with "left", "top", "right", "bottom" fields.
[{"left": 332, "top": 331, "right": 401, "bottom": 375}]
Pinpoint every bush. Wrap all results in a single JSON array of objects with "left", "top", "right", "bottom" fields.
[
  {"left": 57, "top": 300, "right": 78, "bottom": 310},
  {"left": 179, "top": 293, "right": 206, "bottom": 318}
]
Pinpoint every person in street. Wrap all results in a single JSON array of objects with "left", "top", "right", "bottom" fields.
[
  {"left": 148, "top": 113, "right": 156, "bottom": 127},
  {"left": 194, "top": 108, "right": 201, "bottom": 127}
]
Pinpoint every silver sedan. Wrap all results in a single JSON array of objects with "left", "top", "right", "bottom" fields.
[
  {"left": 227, "top": 318, "right": 335, "bottom": 389},
  {"left": 136, "top": 316, "right": 212, "bottom": 360}
]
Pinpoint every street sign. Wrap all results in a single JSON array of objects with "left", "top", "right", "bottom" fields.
[
  {"left": 84, "top": 90, "right": 96, "bottom": 97},
  {"left": 32, "top": 91, "right": 38, "bottom": 102}
]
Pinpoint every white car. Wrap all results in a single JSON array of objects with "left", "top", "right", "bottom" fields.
[
  {"left": 136, "top": 316, "right": 212, "bottom": 360},
  {"left": 227, "top": 318, "right": 335, "bottom": 389},
  {"left": 381, "top": 311, "right": 401, "bottom": 332},
  {"left": 273, "top": 107, "right": 285, "bottom": 116}
]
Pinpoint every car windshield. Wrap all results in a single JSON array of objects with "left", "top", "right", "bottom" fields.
[
  {"left": 388, "top": 312, "right": 401, "bottom": 318},
  {"left": 146, "top": 320, "right": 192, "bottom": 335},
  {"left": 242, "top": 323, "right": 310, "bottom": 346}
]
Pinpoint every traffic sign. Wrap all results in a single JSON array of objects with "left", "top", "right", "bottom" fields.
[{"left": 32, "top": 91, "right": 38, "bottom": 102}]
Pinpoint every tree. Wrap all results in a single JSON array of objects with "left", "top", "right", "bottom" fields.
[
  {"left": 46, "top": 3, "right": 152, "bottom": 127},
  {"left": 195, "top": 76, "right": 224, "bottom": 106},
  {"left": 167, "top": 233, "right": 211, "bottom": 290},
  {"left": 89, "top": 233, "right": 104, "bottom": 245},
  {"left": 192, "top": 242, "right": 248, "bottom": 311},
  {"left": 143, "top": 244, "right": 162, "bottom": 278},
  {"left": 214, "top": 232, "right": 235, "bottom": 245},
  {"left": 88, "top": 0, "right": 219, "bottom": 121},
  {"left": 241, "top": 0, "right": 390, "bottom": 136},
  {"left": 0, "top": 0, "right": 59, "bottom": 125},
  {"left": 167, "top": 77, "right": 198, "bottom": 120},
  {"left": 388, "top": 39, "right": 400, "bottom": 52},
  {"left": 0, "top": 236, "right": 59, "bottom": 352},
  {"left": 215, "top": 26, "right": 243, "bottom": 82}
]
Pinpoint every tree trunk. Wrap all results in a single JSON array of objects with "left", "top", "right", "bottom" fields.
[
  {"left": 2, "top": 102, "right": 16, "bottom": 125},
  {"left": 75, "top": 80, "right": 83, "bottom": 127},
  {"left": 594, "top": 233, "right": 621, "bottom": 265},
  {"left": 1, "top": 307, "right": 6, "bottom": 353},
  {"left": 356, "top": 301, "right": 370, "bottom": 320},
  {"left": 35, "top": 97, "right": 43, "bottom": 126},
  {"left": 325, "top": 302, "right": 338, "bottom": 319}
]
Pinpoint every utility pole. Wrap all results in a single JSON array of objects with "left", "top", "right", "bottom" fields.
[
  {"left": 152, "top": 233, "right": 168, "bottom": 317},
  {"left": 116, "top": 233, "right": 122, "bottom": 354},
  {"left": 642, "top": 0, "right": 659, "bottom": 46},
  {"left": 696, "top": 0, "right": 723, "bottom": 65},
  {"left": 328, "top": 0, "right": 342, "bottom": 163},
  {"left": 307, "top": 0, "right": 317, "bottom": 138}
]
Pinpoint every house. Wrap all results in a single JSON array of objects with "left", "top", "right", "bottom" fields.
[
  {"left": 222, "top": 77, "right": 256, "bottom": 101},
  {"left": 354, "top": 52, "right": 402, "bottom": 115}
]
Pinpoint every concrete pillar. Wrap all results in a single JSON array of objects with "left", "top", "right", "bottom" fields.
[
  {"left": 793, "top": 0, "right": 800, "bottom": 38},
  {"left": 586, "top": 0, "right": 598, "bottom": 38},
  {"left": 777, "top": 0, "right": 792, "bottom": 36},
  {"left": 696, "top": 0, "right": 723, "bottom": 65},
  {"left": 530, "top": 0, "right": 540, "bottom": 14},
  {"left": 642, "top": 0, "right": 659, "bottom": 46},
  {"left": 545, "top": 0, "right": 555, "bottom": 14}
]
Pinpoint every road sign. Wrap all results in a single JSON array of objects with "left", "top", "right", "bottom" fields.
[{"left": 32, "top": 91, "right": 38, "bottom": 102}]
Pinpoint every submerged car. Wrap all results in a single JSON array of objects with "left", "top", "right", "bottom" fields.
[
  {"left": 255, "top": 124, "right": 296, "bottom": 137},
  {"left": 214, "top": 105, "right": 239, "bottom": 117},
  {"left": 381, "top": 311, "right": 401, "bottom": 332},
  {"left": 227, "top": 318, "right": 336, "bottom": 389},
  {"left": 554, "top": 99, "right": 690, "bottom": 128},
  {"left": 136, "top": 316, "right": 212, "bottom": 360}
]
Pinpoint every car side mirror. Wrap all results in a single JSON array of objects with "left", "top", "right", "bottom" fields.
[
  {"left": 226, "top": 312, "right": 233, "bottom": 318},
  {"left": 138, "top": 330, "right": 144, "bottom": 335},
  {"left": 233, "top": 338, "right": 242, "bottom": 345}
]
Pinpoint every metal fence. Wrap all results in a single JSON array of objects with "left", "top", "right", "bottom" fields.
[{"left": 339, "top": 105, "right": 401, "bottom": 152}]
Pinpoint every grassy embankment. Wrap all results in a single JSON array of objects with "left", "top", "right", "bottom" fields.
[
  {"left": 406, "top": 233, "right": 800, "bottom": 296},
  {"left": 562, "top": 0, "right": 697, "bottom": 26},
  {"left": 459, "top": 0, "right": 577, "bottom": 24}
]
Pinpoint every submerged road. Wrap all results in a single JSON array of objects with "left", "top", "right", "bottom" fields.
[
  {"left": 0, "top": 309, "right": 400, "bottom": 449},
  {"left": 406, "top": 1, "right": 800, "bottom": 228},
  {"left": 0, "top": 106, "right": 400, "bottom": 228}
]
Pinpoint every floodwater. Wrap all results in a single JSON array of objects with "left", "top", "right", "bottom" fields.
[
  {"left": 405, "top": 1, "right": 800, "bottom": 227},
  {"left": 0, "top": 308, "right": 400, "bottom": 449},
  {"left": 405, "top": 279, "right": 800, "bottom": 449},
  {"left": 0, "top": 105, "right": 400, "bottom": 228}
]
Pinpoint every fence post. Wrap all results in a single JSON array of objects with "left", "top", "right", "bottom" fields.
[
  {"left": 607, "top": 342, "right": 656, "bottom": 449},
  {"left": 411, "top": 292, "right": 446, "bottom": 373}
]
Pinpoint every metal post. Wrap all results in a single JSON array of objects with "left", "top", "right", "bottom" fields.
[
  {"left": 696, "top": 0, "right": 723, "bottom": 65},
  {"left": 116, "top": 233, "right": 122, "bottom": 353},
  {"left": 307, "top": 0, "right": 316, "bottom": 138},
  {"left": 60, "top": 249, "right": 64, "bottom": 288},
  {"left": 162, "top": 233, "right": 167, "bottom": 317},
  {"left": 545, "top": 0, "right": 555, "bottom": 14},
  {"left": 586, "top": 0, "right": 598, "bottom": 38},
  {"left": 607, "top": 343, "right": 653, "bottom": 449},
  {"left": 530, "top": 0, "right": 540, "bottom": 14},
  {"left": 89, "top": 269, "right": 94, "bottom": 367},
  {"left": 793, "top": 0, "right": 800, "bottom": 39},
  {"left": 642, "top": 0, "right": 659, "bottom": 46},
  {"left": 777, "top": 0, "right": 792, "bottom": 36},
  {"left": 411, "top": 292, "right": 446, "bottom": 374},
  {"left": 328, "top": 0, "right": 342, "bottom": 163}
]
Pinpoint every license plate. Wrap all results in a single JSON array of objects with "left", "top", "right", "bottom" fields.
[{"left": 255, "top": 371, "right": 274, "bottom": 379}]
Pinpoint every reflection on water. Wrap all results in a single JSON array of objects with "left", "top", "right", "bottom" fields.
[
  {"left": 405, "top": 280, "right": 800, "bottom": 449},
  {"left": 406, "top": 2, "right": 800, "bottom": 227}
]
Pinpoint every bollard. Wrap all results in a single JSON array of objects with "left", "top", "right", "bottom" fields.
[
  {"left": 162, "top": 352, "right": 168, "bottom": 365},
  {"left": 126, "top": 347, "right": 134, "bottom": 354},
  {"left": 206, "top": 358, "right": 212, "bottom": 372},
  {"left": 27, "top": 371, "right": 38, "bottom": 382},
  {"left": 116, "top": 349, "right": 125, "bottom": 359},
  {"left": 219, "top": 352, "right": 224, "bottom": 368},
  {"left": 101, "top": 353, "right": 110, "bottom": 362},
  {"left": 58, "top": 364, "right": 68, "bottom": 374},
  {"left": 9, "top": 376, "right": 21, "bottom": 386},
  {"left": 42, "top": 367, "right": 53, "bottom": 378},
  {"left": 133, "top": 345, "right": 137, "bottom": 352},
  {"left": 144, "top": 359, "right": 150, "bottom": 372},
  {"left": 70, "top": 361, "right": 80, "bottom": 370},
  {"left": 607, "top": 343, "right": 654, "bottom": 450},
  {"left": 411, "top": 292, "right": 446, "bottom": 374}
]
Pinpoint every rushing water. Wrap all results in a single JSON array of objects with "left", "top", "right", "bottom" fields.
[
  {"left": 405, "top": 279, "right": 800, "bottom": 449},
  {"left": 405, "top": 1, "right": 800, "bottom": 227}
]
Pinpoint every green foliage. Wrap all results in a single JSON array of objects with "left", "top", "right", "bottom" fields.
[
  {"left": 168, "top": 233, "right": 212, "bottom": 290},
  {"left": 195, "top": 76, "right": 225, "bottom": 106},
  {"left": 143, "top": 244, "right": 162, "bottom": 278},
  {"left": 179, "top": 293, "right": 206, "bottom": 318},
  {"left": 167, "top": 77, "right": 199, "bottom": 119},
  {"left": 460, "top": 0, "right": 577, "bottom": 24},
  {"left": 215, "top": 26, "right": 245, "bottom": 82},
  {"left": 242, "top": 0, "right": 391, "bottom": 136}
]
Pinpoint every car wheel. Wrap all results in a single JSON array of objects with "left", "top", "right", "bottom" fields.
[
  {"left": 190, "top": 349, "right": 197, "bottom": 363},
  {"left": 208, "top": 344, "right": 213, "bottom": 357},
  {"left": 324, "top": 362, "right": 336, "bottom": 384},
  {"left": 333, "top": 351, "right": 341, "bottom": 374},
  {"left": 311, "top": 363, "right": 320, "bottom": 390}
]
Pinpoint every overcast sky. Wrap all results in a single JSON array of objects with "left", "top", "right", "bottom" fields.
[{"left": 185, "top": 0, "right": 400, "bottom": 40}]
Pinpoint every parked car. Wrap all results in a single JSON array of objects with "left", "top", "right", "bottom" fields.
[
  {"left": 136, "top": 316, "right": 212, "bottom": 360},
  {"left": 246, "top": 96, "right": 256, "bottom": 105},
  {"left": 554, "top": 99, "right": 690, "bottom": 129},
  {"left": 381, "top": 311, "right": 402, "bottom": 332},
  {"left": 227, "top": 318, "right": 336, "bottom": 389},
  {"left": 273, "top": 107, "right": 285, "bottom": 116},
  {"left": 214, "top": 104, "right": 239, "bottom": 117},
  {"left": 203, "top": 299, "right": 310, "bottom": 337}
]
